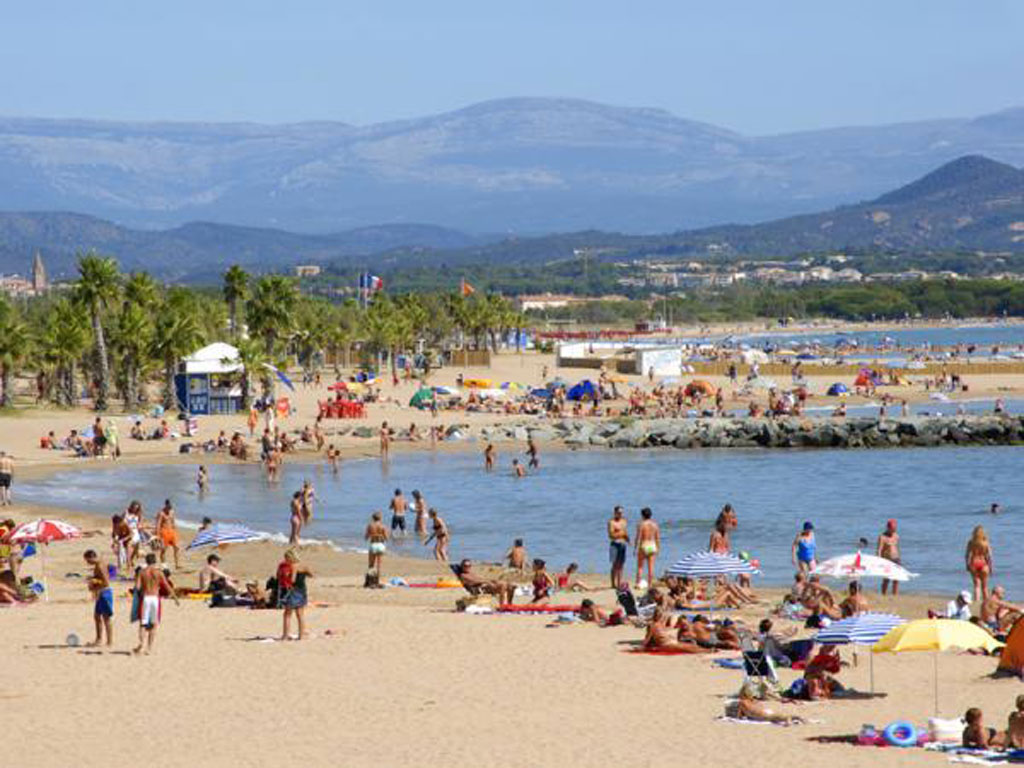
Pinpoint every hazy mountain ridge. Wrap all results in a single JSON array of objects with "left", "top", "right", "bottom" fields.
[{"left": 2, "top": 98, "right": 1024, "bottom": 233}]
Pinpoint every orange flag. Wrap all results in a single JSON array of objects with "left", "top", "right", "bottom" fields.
[{"left": 460, "top": 279, "right": 475, "bottom": 296}]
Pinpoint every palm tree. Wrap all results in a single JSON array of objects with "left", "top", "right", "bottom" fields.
[
  {"left": 0, "top": 300, "right": 31, "bottom": 407},
  {"left": 40, "top": 299, "right": 90, "bottom": 407},
  {"left": 123, "top": 271, "right": 159, "bottom": 311},
  {"left": 110, "top": 302, "right": 154, "bottom": 409},
  {"left": 223, "top": 265, "right": 250, "bottom": 341},
  {"left": 246, "top": 275, "right": 297, "bottom": 393},
  {"left": 222, "top": 337, "right": 267, "bottom": 409},
  {"left": 74, "top": 252, "right": 121, "bottom": 411},
  {"left": 152, "top": 289, "right": 204, "bottom": 411}
]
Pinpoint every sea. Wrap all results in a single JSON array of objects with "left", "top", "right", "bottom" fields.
[{"left": 18, "top": 444, "right": 1024, "bottom": 597}]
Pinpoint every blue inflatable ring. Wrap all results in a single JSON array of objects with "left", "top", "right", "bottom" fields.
[{"left": 883, "top": 721, "right": 917, "bottom": 747}]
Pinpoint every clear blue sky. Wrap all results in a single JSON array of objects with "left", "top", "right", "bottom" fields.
[{"left": 3, "top": 1, "right": 1022, "bottom": 134}]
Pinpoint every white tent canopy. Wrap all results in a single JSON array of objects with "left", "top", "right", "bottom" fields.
[{"left": 181, "top": 342, "right": 242, "bottom": 375}]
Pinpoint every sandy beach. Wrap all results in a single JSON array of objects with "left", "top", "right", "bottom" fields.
[{"left": 4, "top": 344, "right": 1024, "bottom": 767}]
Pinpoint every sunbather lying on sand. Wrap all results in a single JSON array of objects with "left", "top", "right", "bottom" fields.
[
  {"left": 725, "top": 683, "right": 806, "bottom": 725},
  {"left": 643, "top": 608, "right": 713, "bottom": 653}
]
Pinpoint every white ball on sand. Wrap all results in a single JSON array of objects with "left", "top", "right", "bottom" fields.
[{"left": 66, "top": 633, "right": 80, "bottom": 647}]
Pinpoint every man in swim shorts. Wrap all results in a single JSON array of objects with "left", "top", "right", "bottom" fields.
[
  {"left": 0, "top": 451, "right": 13, "bottom": 506},
  {"left": 134, "top": 553, "right": 178, "bottom": 655},
  {"left": 389, "top": 488, "right": 407, "bottom": 534},
  {"left": 876, "top": 518, "right": 901, "bottom": 596},
  {"left": 84, "top": 549, "right": 113, "bottom": 647},
  {"left": 607, "top": 506, "right": 629, "bottom": 589},
  {"left": 634, "top": 507, "right": 660, "bottom": 587},
  {"left": 155, "top": 499, "right": 180, "bottom": 570},
  {"left": 364, "top": 511, "right": 388, "bottom": 577}
]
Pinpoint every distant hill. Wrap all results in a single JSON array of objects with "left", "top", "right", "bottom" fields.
[
  {"left": 2, "top": 98, "right": 1024, "bottom": 233},
  {"left": 0, "top": 214, "right": 484, "bottom": 281},
  {"left": 2, "top": 155, "right": 1023, "bottom": 282},
  {"left": 666, "top": 155, "right": 1024, "bottom": 255}
]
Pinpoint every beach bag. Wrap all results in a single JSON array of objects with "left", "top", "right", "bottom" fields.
[{"left": 363, "top": 571, "right": 381, "bottom": 589}]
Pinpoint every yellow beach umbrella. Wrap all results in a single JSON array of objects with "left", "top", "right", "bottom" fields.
[{"left": 873, "top": 619, "right": 1003, "bottom": 713}]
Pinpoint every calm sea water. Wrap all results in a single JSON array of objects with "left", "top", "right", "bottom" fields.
[
  {"left": 734, "top": 324, "right": 1024, "bottom": 354},
  {"left": 18, "top": 445, "right": 1024, "bottom": 596}
]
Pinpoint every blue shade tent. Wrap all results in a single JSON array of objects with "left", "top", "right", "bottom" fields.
[
  {"left": 827, "top": 382, "right": 849, "bottom": 396},
  {"left": 567, "top": 379, "right": 598, "bottom": 401},
  {"left": 531, "top": 388, "right": 551, "bottom": 399}
]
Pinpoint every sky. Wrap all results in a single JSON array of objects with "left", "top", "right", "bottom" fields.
[{"left": 2, "top": 1, "right": 1022, "bottom": 135}]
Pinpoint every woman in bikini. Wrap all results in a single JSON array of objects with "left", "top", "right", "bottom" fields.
[
  {"left": 530, "top": 559, "right": 554, "bottom": 604},
  {"left": 965, "top": 525, "right": 993, "bottom": 602}
]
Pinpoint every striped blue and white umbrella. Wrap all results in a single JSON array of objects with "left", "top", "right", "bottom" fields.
[
  {"left": 186, "top": 523, "right": 264, "bottom": 550},
  {"left": 664, "top": 551, "right": 760, "bottom": 579},
  {"left": 814, "top": 612, "right": 906, "bottom": 694},
  {"left": 815, "top": 613, "right": 906, "bottom": 646}
]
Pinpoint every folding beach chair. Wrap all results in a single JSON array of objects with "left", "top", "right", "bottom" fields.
[
  {"left": 617, "top": 585, "right": 655, "bottom": 621},
  {"left": 740, "top": 632, "right": 778, "bottom": 687}
]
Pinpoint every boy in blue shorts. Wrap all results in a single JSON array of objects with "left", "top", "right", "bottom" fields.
[{"left": 84, "top": 549, "right": 113, "bottom": 647}]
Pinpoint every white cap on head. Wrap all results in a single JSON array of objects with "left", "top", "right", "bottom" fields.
[{"left": 959, "top": 589, "right": 972, "bottom": 602}]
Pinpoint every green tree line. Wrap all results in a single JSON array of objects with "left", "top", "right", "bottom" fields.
[{"left": 0, "top": 252, "right": 525, "bottom": 411}]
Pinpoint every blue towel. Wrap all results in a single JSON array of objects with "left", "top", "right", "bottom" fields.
[{"left": 713, "top": 658, "right": 744, "bottom": 669}]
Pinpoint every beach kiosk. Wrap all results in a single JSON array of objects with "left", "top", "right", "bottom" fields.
[{"left": 174, "top": 342, "right": 244, "bottom": 415}]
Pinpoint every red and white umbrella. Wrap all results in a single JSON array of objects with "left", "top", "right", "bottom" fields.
[
  {"left": 813, "top": 551, "right": 916, "bottom": 582},
  {"left": 7, "top": 519, "right": 82, "bottom": 601},
  {"left": 7, "top": 519, "right": 82, "bottom": 544}
]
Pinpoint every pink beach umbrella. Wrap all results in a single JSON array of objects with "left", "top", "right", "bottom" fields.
[{"left": 7, "top": 519, "right": 82, "bottom": 601}]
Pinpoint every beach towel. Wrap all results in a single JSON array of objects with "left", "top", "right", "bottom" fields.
[
  {"left": 715, "top": 716, "right": 821, "bottom": 726},
  {"left": 713, "top": 658, "right": 745, "bottom": 669},
  {"left": 626, "top": 647, "right": 706, "bottom": 656}
]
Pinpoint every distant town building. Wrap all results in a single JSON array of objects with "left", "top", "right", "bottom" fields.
[
  {"left": 516, "top": 293, "right": 628, "bottom": 311},
  {"left": 32, "top": 251, "right": 47, "bottom": 292},
  {"left": 0, "top": 252, "right": 50, "bottom": 297},
  {"left": 294, "top": 265, "right": 322, "bottom": 277}
]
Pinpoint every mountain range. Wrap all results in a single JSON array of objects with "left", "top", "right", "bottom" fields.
[
  {"left": 3, "top": 98, "right": 1024, "bottom": 234},
  {"left": 2, "top": 153, "right": 1024, "bottom": 281}
]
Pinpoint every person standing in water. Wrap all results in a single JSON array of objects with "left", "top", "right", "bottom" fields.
[
  {"left": 289, "top": 491, "right": 304, "bottom": 545},
  {"left": 607, "top": 506, "right": 629, "bottom": 589},
  {"left": 196, "top": 465, "right": 209, "bottom": 495},
  {"left": 484, "top": 443, "right": 496, "bottom": 471},
  {"left": 791, "top": 521, "right": 817, "bottom": 574},
  {"left": 301, "top": 480, "right": 316, "bottom": 523},
  {"left": 0, "top": 451, "right": 13, "bottom": 506},
  {"left": 326, "top": 444, "right": 340, "bottom": 475},
  {"left": 876, "top": 519, "right": 901, "bottom": 596},
  {"left": 389, "top": 488, "right": 407, "bottom": 535},
  {"left": 634, "top": 507, "right": 660, "bottom": 587},
  {"left": 425, "top": 509, "right": 449, "bottom": 562},
  {"left": 380, "top": 421, "right": 391, "bottom": 461},
  {"left": 412, "top": 490, "right": 428, "bottom": 541},
  {"left": 526, "top": 436, "right": 539, "bottom": 470},
  {"left": 966, "top": 525, "right": 993, "bottom": 601}
]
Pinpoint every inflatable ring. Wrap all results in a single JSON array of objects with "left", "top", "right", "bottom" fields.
[{"left": 883, "top": 721, "right": 917, "bottom": 747}]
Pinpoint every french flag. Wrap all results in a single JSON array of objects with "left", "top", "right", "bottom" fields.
[{"left": 358, "top": 274, "right": 384, "bottom": 292}]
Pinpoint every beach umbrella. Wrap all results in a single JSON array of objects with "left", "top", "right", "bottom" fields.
[
  {"left": 500, "top": 381, "right": 526, "bottom": 391},
  {"left": 432, "top": 385, "right": 456, "bottom": 395},
  {"left": 8, "top": 519, "right": 82, "bottom": 601},
  {"left": 409, "top": 387, "right": 435, "bottom": 409},
  {"left": 873, "top": 619, "right": 1003, "bottom": 713},
  {"left": 826, "top": 382, "right": 849, "bottom": 397},
  {"left": 262, "top": 363, "right": 296, "bottom": 392},
  {"left": 812, "top": 552, "right": 916, "bottom": 582},
  {"left": 664, "top": 551, "right": 760, "bottom": 578},
  {"left": 815, "top": 613, "right": 906, "bottom": 692},
  {"left": 186, "top": 523, "right": 264, "bottom": 551}
]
